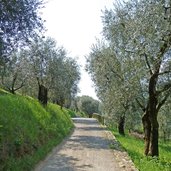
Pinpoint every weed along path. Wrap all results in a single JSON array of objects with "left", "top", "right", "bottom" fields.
[{"left": 34, "top": 118, "right": 136, "bottom": 171}]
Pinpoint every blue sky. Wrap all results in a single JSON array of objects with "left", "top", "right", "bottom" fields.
[{"left": 42, "top": 0, "right": 114, "bottom": 99}]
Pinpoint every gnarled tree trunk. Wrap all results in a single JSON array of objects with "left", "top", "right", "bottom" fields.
[
  {"left": 142, "top": 111, "right": 151, "bottom": 156},
  {"left": 149, "top": 114, "right": 159, "bottom": 156},
  {"left": 148, "top": 73, "right": 159, "bottom": 157},
  {"left": 38, "top": 84, "right": 48, "bottom": 106},
  {"left": 118, "top": 115, "right": 125, "bottom": 136},
  {"left": 142, "top": 110, "right": 151, "bottom": 156},
  {"left": 142, "top": 107, "right": 159, "bottom": 156}
]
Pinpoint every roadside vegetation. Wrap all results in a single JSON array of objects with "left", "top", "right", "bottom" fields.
[
  {"left": 1, "top": 0, "right": 171, "bottom": 170},
  {"left": 71, "top": 95, "right": 101, "bottom": 118},
  {"left": 87, "top": 0, "right": 171, "bottom": 158},
  {"left": 0, "top": 2, "right": 80, "bottom": 169},
  {"left": 0, "top": 90, "right": 74, "bottom": 171},
  {"left": 111, "top": 128, "right": 171, "bottom": 171}
]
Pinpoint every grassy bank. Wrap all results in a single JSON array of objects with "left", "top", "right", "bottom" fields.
[
  {"left": 111, "top": 129, "right": 171, "bottom": 171},
  {"left": 0, "top": 90, "right": 74, "bottom": 171}
]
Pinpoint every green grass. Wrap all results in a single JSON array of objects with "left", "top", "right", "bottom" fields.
[
  {"left": 65, "top": 109, "right": 77, "bottom": 118},
  {"left": 76, "top": 111, "right": 88, "bottom": 117},
  {"left": 0, "top": 90, "right": 74, "bottom": 171},
  {"left": 111, "top": 128, "right": 171, "bottom": 171}
]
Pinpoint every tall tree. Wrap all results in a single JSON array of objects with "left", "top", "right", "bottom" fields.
[
  {"left": 87, "top": 41, "right": 138, "bottom": 135},
  {"left": 87, "top": 0, "right": 171, "bottom": 156},
  {"left": 76, "top": 96, "right": 100, "bottom": 117},
  {"left": 49, "top": 57, "right": 80, "bottom": 109},
  {"left": 26, "top": 37, "right": 80, "bottom": 106},
  {"left": 27, "top": 37, "right": 58, "bottom": 105}
]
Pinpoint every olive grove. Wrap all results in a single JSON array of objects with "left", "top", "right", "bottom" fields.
[
  {"left": 0, "top": 0, "right": 81, "bottom": 107},
  {"left": 87, "top": 0, "right": 171, "bottom": 157}
]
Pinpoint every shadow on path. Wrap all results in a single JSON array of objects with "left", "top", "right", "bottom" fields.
[
  {"left": 67, "top": 135, "right": 113, "bottom": 150},
  {"left": 35, "top": 118, "right": 121, "bottom": 171},
  {"left": 41, "top": 154, "right": 93, "bottom": 171}
]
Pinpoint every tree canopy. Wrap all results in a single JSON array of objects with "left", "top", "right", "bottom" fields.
[
  {"left": 0, "top": 0, "right": 81, "bottom": 107},
  {"left": 0, "top": 0, "right": 44, "bottom": 64},
  {"left": 76, "top": 95, "right": 100, "bottom": 117},
  {"left": 87, "top": 0, "right": 171, "bottom": 157}
]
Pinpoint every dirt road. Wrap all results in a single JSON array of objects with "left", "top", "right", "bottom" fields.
[{"left": 34, "top": 118, "right": 133, "bottom": 171}]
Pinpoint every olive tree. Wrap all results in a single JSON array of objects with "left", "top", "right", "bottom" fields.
[
  {"left": 87, "top": 0, "right": 171, "bottom": 157},
  {"left": 27, "top": 37, "right": 59, "bottom": 105},
  {"left": 49, "top": 56, "right": 80, "bottom": 109},
  {"left": 26, "top": 37, "right": 80, "bottom": 106},
  {"left": 100, "top": 0, "right": 171, "bottom": 156},
  {"left": 87, "top": 40, "right": 140, "bottom": 135},
  {"left": 76, "top": 96, "right": 100, "bottom": 117}
]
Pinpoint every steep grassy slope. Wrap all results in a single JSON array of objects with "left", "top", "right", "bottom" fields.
[{"left": 0, "top": 90, "right": 74, "bottom": 170}]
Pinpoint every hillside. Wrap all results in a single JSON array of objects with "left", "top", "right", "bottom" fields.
[{"left": 0, "top": 89, "right": 74, "bottom": 171}]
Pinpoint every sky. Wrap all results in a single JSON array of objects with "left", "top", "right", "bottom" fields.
[{"left": 42, "top": 0, "right": 114, "bottom": 100}]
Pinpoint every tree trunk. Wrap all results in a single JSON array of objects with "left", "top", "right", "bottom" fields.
[
  {"left": 10, "top": 87, "right": 15, "bottom": 94},
  {"left": 38, "top": 84, "right": 48, "bottom": 106},
  {"left": 149, "top": 115, "right": 159, "bottom": 156},
  {"left": 118, "top": 116, "right": 125, "bottom": 136},
  {"left": 60, "top": 96, "right": 65, "bottom": 110},
  {"left": 148, "top": 73, "right": 159, "bottom": 157},
  {"left": 142, "top": 110, "right": 151, "bottom": 156}
]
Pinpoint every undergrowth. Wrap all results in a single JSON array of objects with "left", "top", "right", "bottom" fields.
[
  {"left": 0, "top": 90, "right": 74, "bottom": 171},
  {"left": 111, "top": 128, "right": 171, "bottom": 171}
]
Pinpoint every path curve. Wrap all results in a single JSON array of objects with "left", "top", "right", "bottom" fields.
[{"left": 34, "top": 118, "right": 131, "bottom": 171}]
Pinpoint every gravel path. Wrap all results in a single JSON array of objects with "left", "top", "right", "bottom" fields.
[{"left": 34, "top": 118, "right": 136, "bottom": 171}]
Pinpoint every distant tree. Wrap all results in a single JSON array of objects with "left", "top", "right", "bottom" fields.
[{"left": 77, "top": 96, "right": 100, "bottom": 117}]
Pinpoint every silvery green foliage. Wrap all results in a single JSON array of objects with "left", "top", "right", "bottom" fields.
[
  {"left": 27, "top": 37, "right": 80, "bottom": 104},
  {"left": 28, "top": 37, "right": 57, "bottom": 88},
  {"left": 76, "top": 95, "right": 100, "bottom": 115},
  {"left": 0, "top": 0, "right": 44, "bottom": 64},
  {"left": 103, "top": 0, "right": 171, "bottom": 82},
  {"left": 0, "top": 50, "right": 30, "bottom": 93},
  {"left": 87, "top": 40, "right": 138, "bottom": 125},
  {"left": 49, "top": 56, "right": 80, "bottom": 105},
  {"left": 87, "top": 0, "right": 171, "bottom": 128}
]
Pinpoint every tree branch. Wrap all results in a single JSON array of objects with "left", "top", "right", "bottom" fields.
[
  {"left": 105, "top": 60, "right": 124, "bottom": 81},
  {"left": 158, "top": 70, "right": 171, "bottom": 76},
  {"left": 156, "top": 93, "right": 170, "bottom": 113},
  {"left": 110, "top": 68, "right": 124, "bottom": 81},
  {"left": 135, "top": 98, "right": 146, "bottom": 112},
  {"left": 157, "top": 82, "right": 171, "bottom": 95},
  {"left": 14, "top": 82, "right": 25, "bottom": 91},
  {"left": 144, "top": 53, "right": 153, "bottom": 75}
]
